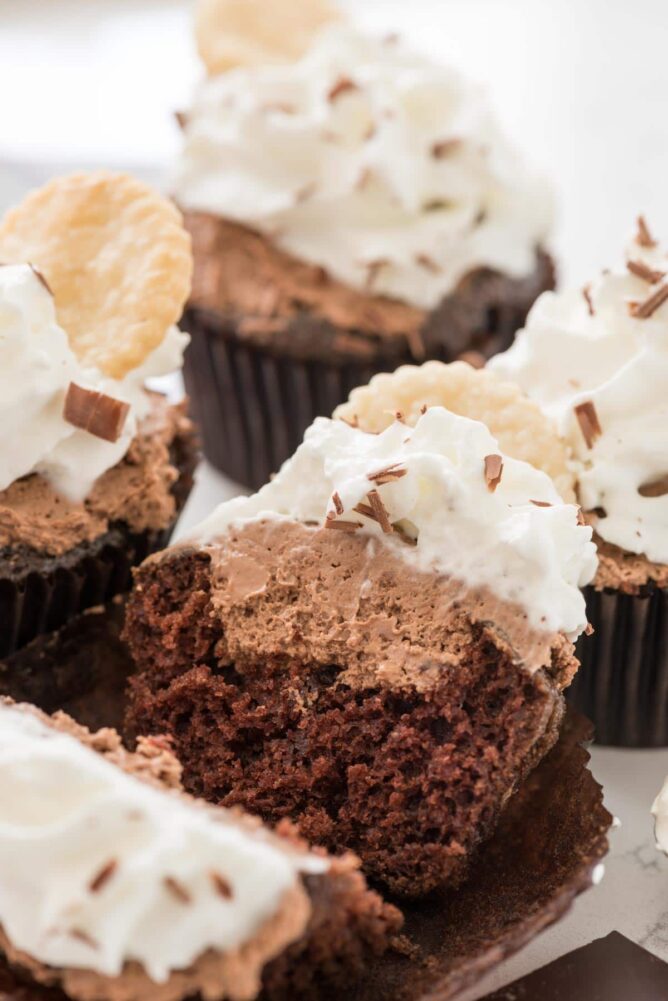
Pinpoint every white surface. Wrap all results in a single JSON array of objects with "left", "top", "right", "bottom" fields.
[{"left": 1, "top": 0, "right": 668, "bottom": 994}]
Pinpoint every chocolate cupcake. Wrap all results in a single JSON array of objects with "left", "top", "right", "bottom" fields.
[
  {"left": 0, "top": 699, "right": 400, "bottom": 1001},
  {"left": 124, "top": 406, "right": 595, "bottom": 897},
  {"left": 491, "top": 218, "right": 668, "bottom": 746},
  {"left": 0, "top": 173, "right": 197, "bottom": 671},
  {"left": 175, "top": 4, "right": 555, "bottom": 487}
]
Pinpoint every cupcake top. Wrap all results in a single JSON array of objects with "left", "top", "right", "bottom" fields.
[
  {"left": 176, "top": 23, "right": 552, "bottom": 310},
  {"left": 491, "top": 219, "right": 668, "bottom": 565},
  {"left": 652, "top": 775, "right": 668, "bottom": 855},
  {"left": 0, "top": 173, "right": 192, "bottom": 502},
  {"left": 0, "top": 700, "right": 327, "bottom": 999},
  {"left": 192, "top": 408, "right": 596, "bottom": 639}
]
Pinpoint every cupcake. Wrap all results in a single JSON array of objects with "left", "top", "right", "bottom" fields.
[
  {"left": 0, "top": 699, "right": 400, "bottom": 1001},
  {"left": 124, "top": 406, "right": 595, "bottom": 897},
  {"left": 491, "top": 219, "right": 668, "bottom": 746},
  {"left": 0, "top": 173, "right": 197, "bottom": 683},
  {"left": 175, "top": 0, "right": 555, "bottom": 488}
]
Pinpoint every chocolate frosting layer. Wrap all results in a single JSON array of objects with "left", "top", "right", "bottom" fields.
[
  {"left": 197, "top": 518, "right": 577, "bottom": 691},
  {"left": 0, "top": 394, "right": 193, "bottom": 558},
  {"left": 184, "top": 211, "right": 555, "bottom": 364},
  {"left": 592, "top": 532, "right": 668, "bottom": 594}
]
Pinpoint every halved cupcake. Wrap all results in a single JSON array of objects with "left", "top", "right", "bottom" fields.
[
  {"left": 124, "top": 404, "right": 595, "bottom": 897},
  {"left": 175, "top": 0, "right": 555, "bottom": 487},
  {"left": 491, "top": 219, "right": 668, "bottom": 745},
  {"left": 0, "top": 699, "right": 400, "bottom": 1001},
  {"left": 0, "top": 173, "right": 197, "bottom": 680}
]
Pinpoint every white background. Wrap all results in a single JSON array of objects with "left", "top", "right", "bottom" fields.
[{"left": 1, "top": 2, "right": 668, "bottom": 997}]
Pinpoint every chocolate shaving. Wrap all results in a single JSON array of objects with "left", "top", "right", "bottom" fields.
[
  {"left": 327, "top": 76, "right": 359, "bottom": 102},
  {"left": 295, "top": 182, "right": 317, "bottom": 204},
  {"left": 210, "top": 871, "right": 234, "bottom": 899},
  {"left": 353, "top": 501, "right": 376, "bottom": 520},
  {"left": 174, "top": 110, "right": 188, "bottom": 130},
  {"left": 393, "top": 523, "right": 418, "bottom": 547},
  {"left": 63, "top": 383, "right": 130, "bottom": 443},
  {"left": 368, "top": 463, "right": 407, "bottom": 485},
  {"left": 582, "top": 284, "right": 594, "bottom": 316},
  {"left": 419, "top": 404, "right": 428, "bottom": 415},
  {"left": 89, "top": 859, "right": 118, "bottom": 893},
  {"left": 367, "top": 489, "right": 393, "bottom": 534},
  {"left": 638, "top": 474, "right": 668, "bottom": 498},
  {"left": 69, "top": 929, "right": 99, "bottom": 949},
  {"left": 29, "top": 263, "right": 53, "bottom": 295},
  {"left": 627, "top": 259, "right": 666, "bottom": 284},
  {"left": 636, "top": 215, "right": 657, "bottom": 248},
  {"left": 415, "top": 253, "right": 441, "bottom": 273},
  {"left": 484, "top": 454, "right": 504, "bottom": 492},
  {"left": 324, "top": 518, "right": 362, "bottom": 532},
  {"left": 431, "top": 138, "right": 461, "bottom": 159},
  {"left": 332, "top": 491, "right": 344, "bottom": 515},
  {"left": 628, "top": 280, "right": 668, "bottom": 318},
  {"left": 530, "top": 499, "right": 553, "bottom": 508},
  {"left": 164, "top": 876, "right": 192, "bottom": 904},
  {"left": 574, "top": 401, "right": 603, "bottom": 449}
]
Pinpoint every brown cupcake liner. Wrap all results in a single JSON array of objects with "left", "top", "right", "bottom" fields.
[
  {"left": 0, "top": 430, "right": 197, "bottom": 660},
  {"left": 183, "top": 300, "right": 530, "bottom": 491},
  {"left": 568, "top": 582, "right": 668, "bottom": 747}
]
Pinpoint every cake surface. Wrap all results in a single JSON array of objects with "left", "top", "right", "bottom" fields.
[
  {"left": 0, "top": 700, "right": 400, "bottom": 1001},
  {"left": 126, "top": 408, "right": 595, "bottom": 896}
]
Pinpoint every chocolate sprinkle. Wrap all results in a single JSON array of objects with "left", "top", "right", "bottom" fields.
[
  {"left": 627, "top": 259, "right": 666, "bottom": 284},
  {"left": 484, "top": 454, "right": 504, "bottom": 492},
  {"left": 636, "top": 215, "right": 657, "bottom": 248},
  {"left": 327, "top": 76, "right": 359, "bottom": 102},
  {"left": 324, "top": 518, "right": 362, "bottom": 532},
  {"left": 89, "top": 859, "right": 118, "bottom": 894},
  {"left": 164, "top": 876, "right": 192, "bottom": 904},
  {"left": 63, "top": 383, "right": 130, "bottom": 443},
  {"left": 367, "top": 489, "right": 393, "bottom": 534},
  {"left": 628, "top": 280, "right": 668, "bottom": 318},
  {"left": 574, "top": 401, "right": 603, "bottom": 449},
  {"left": 210, "top": 871, "right": 234, "bottom": 899}
]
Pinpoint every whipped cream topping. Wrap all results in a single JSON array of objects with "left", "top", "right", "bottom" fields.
[
  {"left": 0, "top": 264, "right": 188, "bottom": 502},
  {"left": 652, "top": 775, "right": 668, "bottom": 855},
  {"left": 176, "top": 25, "right": 552, "bottom": 310},
  {"left": 491, "top": 230, "right": 668, "bottom": 564},
  {"left": 192, "top": 408, "right": 596, "bottom": 638},
  {"left": 0, "top": 701, "right": 327, "bottom": 982}
]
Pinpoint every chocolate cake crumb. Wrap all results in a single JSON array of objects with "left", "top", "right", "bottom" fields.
[
  {"left": 574, "top": 401, "right": 602, "bottom": 448},
  {"left": 484, "top": 454, "right": 504, "bottom": 492}
]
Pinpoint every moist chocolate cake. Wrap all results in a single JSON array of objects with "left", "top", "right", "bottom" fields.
[
  {"left": 125, "top": 408, "right": 596, "bottom": 897},
  {"left": 0, "top": 700, "right": 401, "bottom": 1001},
  {"left": 176, "top": 21, "right": 554, "bottom": 487}
]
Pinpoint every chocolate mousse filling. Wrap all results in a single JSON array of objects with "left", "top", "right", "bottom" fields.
[
  {"left": 125, "top": 519, "right": 577, "bottom": 897},
  {"left": 181, "top": 212, "right": 555, "bottom": 487},
  {"left": 0, "top": 394, "right": 197, "bottom": 659}
]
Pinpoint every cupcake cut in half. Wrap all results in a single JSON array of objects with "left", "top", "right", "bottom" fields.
[
  {"left": 0, "top": 173, "right": 197, "bottom": 665},
  {"left": 175, "top": 2, "right": 555, "bottom": 487},
  {"left": 125, "top": 405, "right": 596, "bottom": 897},
  {"left": 0, "top": 699, "right": 400, "bottom": 1001},
  {"left": 491, "top": 218, "right": 668, "bottom": 745}
]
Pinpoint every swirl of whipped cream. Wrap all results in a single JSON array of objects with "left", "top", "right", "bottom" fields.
[
  {"left": 491, "top": 229, "right": 668, "bottom": 563},
  {"left": 192, "top": 408, "right": 596, "bottom": 638},
  {"left": 0, "top": 701, "right": 327, "bottom": 983},
  {"left": 175, "top": 25, "right": 553, "bottom": 310},
  {"left": 0, "top": 264, "right": 188, "bottom": 502}
]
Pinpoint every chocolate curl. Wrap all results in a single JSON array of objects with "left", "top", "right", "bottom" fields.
[
  {"left": 574, "top": 401, "right": 603, "bottom": 449},
  {"left": 63, "top": 383, "right": 130, "bottom": 443}
]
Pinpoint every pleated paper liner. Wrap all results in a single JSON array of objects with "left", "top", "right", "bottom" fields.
[
  {"left": 568, "top": 582, "right": 668, "bottom": 747},
  {"left": 182, "top": 299, "right": 532, "bottom": 492},
  {"left": 0, "top": 426, "right": 197, "bottom": 660}
]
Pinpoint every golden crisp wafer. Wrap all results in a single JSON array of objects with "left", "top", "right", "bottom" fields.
[
  {"left": 334, "top": 361, "right": 576, "bottom": 501},
  {"left": 195, "top": 0, "right": 340, "bottom": 75},
  {"left": 0, "top": 173, "right": 192, "bottom": 379}
]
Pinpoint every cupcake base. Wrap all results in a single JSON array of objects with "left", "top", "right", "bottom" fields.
[{"left": 568, "top": 582, "right": 668, "bottom": 747}]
